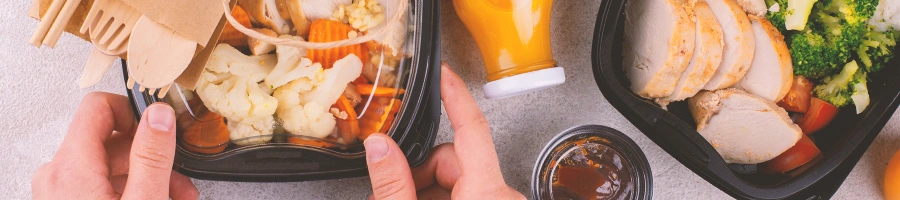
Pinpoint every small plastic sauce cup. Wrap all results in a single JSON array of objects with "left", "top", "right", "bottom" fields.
[{"left": 532, "top": 125, "right": 652, "bottom": 199}]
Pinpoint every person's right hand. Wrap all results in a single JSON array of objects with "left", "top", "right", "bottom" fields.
[{"left": 364, "top": 62, "right": 525, "bottom": 199}]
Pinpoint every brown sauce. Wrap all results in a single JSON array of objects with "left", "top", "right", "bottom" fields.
[{"left": 550, "top": 139, "right": 634, "bottom": 200}]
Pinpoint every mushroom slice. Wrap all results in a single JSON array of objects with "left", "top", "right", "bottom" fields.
[
  {"left": 248, "top": 28, "right": 277, "bottom": 56},
  {"left": 238, "top": 0, "right": 291, "bottom": 34}
]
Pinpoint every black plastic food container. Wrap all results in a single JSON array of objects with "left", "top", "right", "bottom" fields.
[
  {"left": 591, "top": 0, "right": 900, "bottom": 199},
  {"left": 124, "top": 0, "right": 440, "bottom": 182}
]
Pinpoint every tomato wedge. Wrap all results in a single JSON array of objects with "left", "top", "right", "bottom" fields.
[
  {"left": 778, "top": 76, "right": 814, "bottom": 113},
  {"left": 797, "top": 98, "right": 839, "bottom": 134},
  {"left": 760, "top": 134, "right": 821, "bottom": 174}
]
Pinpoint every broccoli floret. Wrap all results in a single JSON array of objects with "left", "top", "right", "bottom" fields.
[
  {"left": 766, "top": 0, "right": 790, "bottom": 33},
  {"left": 813, "top": 1, "right": 868, "bottom": 50},
  {"left": 814, "top": 60, "right": 862, "bottom": 107},
  {"left": 790, "top": 31, "right": 850, "bottom": 78},
  {"left": 850, "top": 71, "right": 870, "bottom": 113},
  {"left": 857, "top": 27, "right": 898, "bottom": 73},
  {"left": 819, "top": 0, "right": 877, "bottom": 23},
  {"left": 785, "top": 0, "right": 821, "bottom": 31}
]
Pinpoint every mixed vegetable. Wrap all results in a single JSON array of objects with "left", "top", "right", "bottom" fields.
[
  {"left": 760, "top": 0, "right": 897, "bottom": 174},
  {"left": 168, "top": 0, "right": 408, "bottom": 154},
  {"left": 767, "top": 0, "right": 896, "bottom": 112}
]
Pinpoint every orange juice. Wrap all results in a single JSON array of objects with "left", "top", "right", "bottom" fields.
[{"left": 454, "top": 0, "right": 565, "bottom": 99}]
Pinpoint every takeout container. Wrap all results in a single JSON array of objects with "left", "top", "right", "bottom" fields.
[
  {"left": 123, "top": 0, "right": 441, "bottom": 182},
  {"left": 592, "top": 0, "right": 900, "bottom": 199},
  {"left": 531, "top": 125, "right": 652, "bottom": 200}
]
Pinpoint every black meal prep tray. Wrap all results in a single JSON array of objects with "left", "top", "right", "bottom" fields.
[
  {"left": 123, "top": 0, "right": 441, "bottom": 182},
  {"left": 592, "top": 0, "right": 900, "bottom": 199}
]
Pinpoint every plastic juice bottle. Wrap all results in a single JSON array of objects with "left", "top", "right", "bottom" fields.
[{"left": 453, "top": 0, "right": 566, "bottom": 99}]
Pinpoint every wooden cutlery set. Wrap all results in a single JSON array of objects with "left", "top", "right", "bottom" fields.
[{"left": 29, "top": 0, "right": 224, "bottom": 98}]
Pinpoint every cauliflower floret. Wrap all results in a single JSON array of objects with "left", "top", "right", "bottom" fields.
[
  {"left": 198, "top": 72, "right": 278, "bottom": 123},
  {"left": 196, "top": 44, "right": 280, "bottom": 144},
  {"left": 228, "top": 117, "right": 275, "bottom": 146},
  {"left": 269, "top": 53, "right": 360, "bottom": 139},
  {"left": 303, "top": 102, "right": 337, "bottom": 138},
  {"left": 265, "top": 35, "right": 316, "bottom": 89},
  {"left": 301, "top": 55, "right": 363, "bottom": 106},
  {"left": 274, "top": 81, "right": 336, "bottom": 138}
]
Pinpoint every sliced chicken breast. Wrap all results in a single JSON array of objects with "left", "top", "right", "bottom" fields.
[
  {"left": 702, "top": 0, "right": 755, "bottom": 90},
  {"left": 689, "top": 89, "right": 802, "bottom": 164},
  {"left": 624, "top": 0, "right": 696, "bottom": 98},
  {"left": 736, "top": 16, "right": 793, "bottom": 101},
  {"left": 660, "top": 1, "right": 725, "bottom": 104},
  {"left": 735, "top": 0, "right": 768, "bottom": 17}
]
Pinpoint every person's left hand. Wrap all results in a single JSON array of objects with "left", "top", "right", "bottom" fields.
[{"left": 31, "top": 92, "right": 198, "bottom": 200}]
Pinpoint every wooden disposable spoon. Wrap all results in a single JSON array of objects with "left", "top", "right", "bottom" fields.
[{"left": 127, "top": 16, "right": 197, "bottom": 89}]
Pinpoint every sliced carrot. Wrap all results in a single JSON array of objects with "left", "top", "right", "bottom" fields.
[
  {"left": 357, "top": 98, "right": 402, "bottom": 140},
  {"left": 287, "top": 137, "right": 337, "bottom": 148},
  {"left": 380, "top": 99, "right": 402, "bottom": 133},
  {"left": 307, "top": 19, "right": 369, "bottom": 68},
  {"left": 220, "top": 5, "right": 252, "bottom": 48},
  {"left": 333, "top": 96, "right": 360, "bottom": 144},
  {"left": 356, "top": 84, "right": 405, "bottom": 97},
  {"left": 353, "top": 76, "right": 369, "bottom": 85},
  {"left": 181, "top": 112, "right": 230, "bottom": 154}
]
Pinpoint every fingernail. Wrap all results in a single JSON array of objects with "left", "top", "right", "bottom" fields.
[
  {"left": 147, "top": 104, "right": 175, "bottom": 132},
  {"left": 364, "top": 137, "right": 389, "bottom": 162}
]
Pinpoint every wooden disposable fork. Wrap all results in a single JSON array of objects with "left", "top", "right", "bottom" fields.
[
  {"left": 80, "top": 0, "right": 141, "bottom": 51},
  {"left": 77, "top": 0, "right": 140, "bottom": 88}
]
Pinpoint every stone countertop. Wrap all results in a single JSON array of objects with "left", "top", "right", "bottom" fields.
[{"left": 3, "top": 0, "right": 898, "bottom": 199}]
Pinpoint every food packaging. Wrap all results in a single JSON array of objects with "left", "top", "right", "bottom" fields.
[
  {"left": 29, "top": 0, "right": 228, "bottom": 90},
  {"left": 592, "top": 0, "right": 900, "bottom": 198},
  {"left": 123, "top": 0, "right": 440, "bottom": 181},
  {"left": 531, "top": 125, "right": 652, "bottom": 200},
  {"left": 452, "top": 0, "right": 565, "bottom": 100}
]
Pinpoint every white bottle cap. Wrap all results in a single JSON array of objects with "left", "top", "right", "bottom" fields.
[{"left": 482, "top": 67, "right": 566, "bottom": 100}]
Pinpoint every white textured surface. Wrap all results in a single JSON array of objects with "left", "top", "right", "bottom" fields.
[{"left": 2, "top": 0, "right": 899, "bottom": 199}]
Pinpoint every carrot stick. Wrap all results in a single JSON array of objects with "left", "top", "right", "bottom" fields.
[
  {"left": 357, "top": 98, "right": 401, "bottom": 140},
  {"left": 287, "top": 137, "right": 337, "bottom": 148},
  {"left": 356, "top": 84, "right": 405, "bottom": 97},
  {"left": 333, "top": 96, "right": 360, "bottom": 143},
  {"left": 307, "top": 19, "right": 369, "bottom": 68},
  {"left": 181, "top": 112, "right": 230, "bottom": 154}
]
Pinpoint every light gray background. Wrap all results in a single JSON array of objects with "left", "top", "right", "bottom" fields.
[{"left": 3, "top": 0, "right": 899, "bottom": 199}]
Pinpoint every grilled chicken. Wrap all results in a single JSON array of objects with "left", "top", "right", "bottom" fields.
[
  {"left": 689, "top": 89, "right": 802, "bottom": 164},
  {"left": 660, "top": 1, "right": 725, "bottom": 104},
  {"left": 702, "top": 0, "right": 755, "bottom": 90},
  {"left": 735, "top": 0, "right": 768, "bottom": 17},
  {"left": 624, "top": 0, "right": 696, "bottom": 98},
  {"left": 736, "top": 16, "right": 793, "bottom": 101}
]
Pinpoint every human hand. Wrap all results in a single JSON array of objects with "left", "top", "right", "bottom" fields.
[
  {"left": 364, "top": 63, "right": 525, "bottom": 199},
  {"left": 32, "top": 92, "right": 198, "bottom": 200}
]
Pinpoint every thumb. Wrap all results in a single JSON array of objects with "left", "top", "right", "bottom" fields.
[
  {"left": 122, "top": 103, "right": 177, "bottom": 200},
  {"left": 364, "top": 133, "right": 416, "bottom": 200}
]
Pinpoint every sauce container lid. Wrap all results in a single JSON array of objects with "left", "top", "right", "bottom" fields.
[
  {"left": 482, "top": 67, "right": 566, "bottom": 99},
  {"left": 531, "top": 125, "right": 652, "bottom": 199}
]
